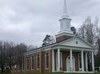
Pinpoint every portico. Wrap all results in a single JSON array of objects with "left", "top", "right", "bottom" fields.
[{"left": 52, "top": 36, "right": 95, "bottom": 72}]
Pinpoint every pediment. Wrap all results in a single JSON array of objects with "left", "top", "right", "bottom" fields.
[{"left": 59, "top": 36, "right": 94, "bottom": 49}]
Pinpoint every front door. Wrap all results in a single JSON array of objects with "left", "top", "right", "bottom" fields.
[{"left": 66, "top": 56, "right": 75, "bottom": 71}]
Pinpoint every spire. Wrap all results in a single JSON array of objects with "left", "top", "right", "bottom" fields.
[{"left": 62, "top": 0, "right": 69, "bottom": 18}]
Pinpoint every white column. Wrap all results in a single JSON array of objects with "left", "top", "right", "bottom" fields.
[
  {"left": 52, "top": 49, "right": 55, "bottom": 72},
  {"left": 92, "top": 51, "right": 94, "bottom": 72},
  {"left": 81, "top": 50, "right": 84, "bottom": 71},
  {"left": 58, "top": 48, "right": 60, "bottom": 71},
  {"left": 85, "top": 52, "right": 88, "bottom": 71},
  {"left": 70, "top": 49, "right": 72, "bottom": 71}
]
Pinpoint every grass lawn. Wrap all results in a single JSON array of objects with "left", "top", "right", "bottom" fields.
[
  {"left": 3, "top": 73, "right": 100, "bottom": 74},
  {"left": 14, "top": 73, "right": 100, "bottom": 74}
]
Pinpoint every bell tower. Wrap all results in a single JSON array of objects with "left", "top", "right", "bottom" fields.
[{"left": 56, "top": 0, "right": 74, "bottom": 42}]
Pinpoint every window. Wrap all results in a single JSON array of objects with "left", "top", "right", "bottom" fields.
[
  {"left": 37, "top": 54, "right": 39, "bottom": 69},
  {"left": 46, "top": 53, "right": 48, "bottom": 68},
  {"left": 22, "top": 59, "right": 24, "bottom": 70},
  {"left": 31, "top": 56, "right": 34, "bottom": 69},
  {"left": 27, "top": 57, "right": 29, "bottom": 70},
  {"left": 79, "top": 53, "right": 82, "bottom": 68}
]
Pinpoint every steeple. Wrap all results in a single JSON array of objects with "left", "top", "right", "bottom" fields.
[
  {"left": 58, "top": 0, "right": 73, "bottom": 34},
  {"left": 62, "top": 0, "right": 69, "bottom": 18},
  {"left": 56, "top": 0, "right": 74, "bottom": 42}
]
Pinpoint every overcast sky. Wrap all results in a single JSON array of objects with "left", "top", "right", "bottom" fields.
[{"left": 0, "top": 0, "right": 100, "bottom": 46}]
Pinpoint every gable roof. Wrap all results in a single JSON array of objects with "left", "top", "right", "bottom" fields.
[
  {"left": 57, "top": 36, "right": 95, "bottom": 49},
  {"left": 26, "top": 36, "right": 95, "bottom": 54}
]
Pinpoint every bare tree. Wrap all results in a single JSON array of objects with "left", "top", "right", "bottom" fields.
[
  {"left": 0, "top": 40, "right": 32, "bottom": 73},
  {"left": 78, "top": 16, "right": 99, "bottom": 44},
  {"left": 94, "top": 28, "right": 100, "bottom": 68},
  {"left": 78, "top": 16, "right": 99, "bottom": 71},
  {"left": 95, "top": 38, "right": 100, "bottom": 67},
  {"left": 6, "top": 42, "right": 17, "bottom": 73},
  {"left": 0, "top": 41, "right": 9, "bottom": 73},
  {"left": 15, "top": 43, "right": 27, "bottom": 73}
]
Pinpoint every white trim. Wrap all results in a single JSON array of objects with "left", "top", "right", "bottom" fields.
[
  {"left": 26, "top": 45, "right": 93, "bottom": 56},
  {"left": 31, "top": 69, "right": 34, "bottom": 70},
  {"left": 81, "top": 50, "right": 84, "bottom": 71},
  {"left": 52, "top": 46, "right": 93, "bottom": 51},
  {"left": 45, "top": 68, "right": 49, "bottom": 69},
  {"left": 57, "top": 36, "right": 95, "bottom": 49},
  {"left": 56, "top": 50, "right": 62, "bottom": 71},
  {"left": 92, "top": 51, "right": 94, "bottom": 71},
  {"left": 36, "top": 69, "right": 39, "bottom": 70},
  {"left": 55, "top": 32, "right": 74, "bottom": 38},
  {"left": 85, "top": 52, "right": 88, "bottom": 71},
  {"left": 44, "top": 48, "right": 51, "bottom": 51},
  {"left": 58, "top": 48, "right": 60, "bottom": 71}
]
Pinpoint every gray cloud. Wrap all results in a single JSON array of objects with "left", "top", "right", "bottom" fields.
[{"left": 0, "top": 0, "right": 100, "bottom": 46}]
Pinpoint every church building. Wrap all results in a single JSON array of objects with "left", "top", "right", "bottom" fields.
[{"left": 12, "top": 0, "right": 95, "bottom": 73}]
